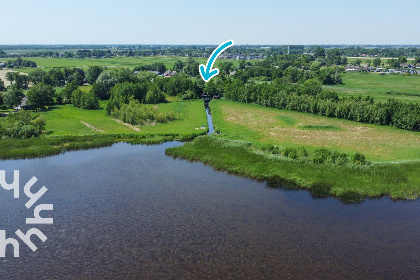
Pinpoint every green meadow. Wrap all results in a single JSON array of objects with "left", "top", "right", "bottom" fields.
[
  {"left": 42, "top": 99, "right": 207, "bottom": 136},
  {"left": 13, "top": 56, "right": 243, "bottom": 73},
  {"left": 210, "top": 99, "right": 420, "bottom": 162},
  {"left": 324, "top": 72, "right": 420, "bottom": 103}
]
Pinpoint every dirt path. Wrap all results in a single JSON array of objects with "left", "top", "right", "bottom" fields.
[
  {"left": 81, "top": 121, "right": 105, "bottom": 133},
  {"left": 0, "top": 69, "right": 28, "bottom": 87},
  {"left": 114, "top": 119, "right": 141, "bottom": 131}
]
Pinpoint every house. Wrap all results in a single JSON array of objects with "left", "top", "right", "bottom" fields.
[
  {"left": 163, "top": 70, "right": 171, "bottom": 76},
  {"left": 15, "top": 96, "right": 33, "bottom": 110},
  {"left": 148, "top": 70, "right": 160, "bottom": 75},
  {"left": 169, "top": 71, "right": 177, "bottom": 77},
  {"left": 345, "top": 66, "right": 360, "bottom": 72}
]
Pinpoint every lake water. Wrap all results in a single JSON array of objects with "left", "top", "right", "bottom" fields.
[{"left": 0, "top": 142, "right": 420, "bottom": 279}]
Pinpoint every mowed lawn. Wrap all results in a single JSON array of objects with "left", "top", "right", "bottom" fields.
[
  {"left": 323, "top": 72, "right": 420, "bottom": 103},
  {"left": 211, "top": 99, "right": 420, "bottom": 162},
  {"left": 42, "top": 100, "right": 207, "bottom": 136}
]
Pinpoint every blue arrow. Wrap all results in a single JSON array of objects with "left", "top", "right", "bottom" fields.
[{"left": 199, "top": 40, "right": 234, "bottom": 82}]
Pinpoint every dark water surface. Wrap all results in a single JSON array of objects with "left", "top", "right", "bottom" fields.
[{"left": 0, "top": 142, "right": 420, "bottom": 279}]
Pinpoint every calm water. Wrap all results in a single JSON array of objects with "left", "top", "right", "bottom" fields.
[{"left": 0, "top": 142, "right": 420, "bottom": 279}]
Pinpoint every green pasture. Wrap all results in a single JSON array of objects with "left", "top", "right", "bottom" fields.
[
  {"left": 210, "top": 99, "right": 420, "bottom": 162},
  {"left": 324, "top": 72, "right": 420, "bottom": 103}
]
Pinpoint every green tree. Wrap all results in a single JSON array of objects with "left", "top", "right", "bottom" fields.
[
  {"left": 5, "top": 72, "right": 15, "bottom": 84},
  {"left": 398, "top": 56, "right": 407, "bottom": 64},
  {"left": 70, "top": 89, "right": 83, "bottom": 107},
  {"left": 61, "top": 82, "right": 79, "bottom": 103},
  {"left": 81, "top": 91, "right": 99, "bottom": 109},
  {"left": 28, "top": 69, "right": 46, "bottom": 85},
  {"left": 86, "top": 66, "right": 104, "bottom": 84},
  {"left": 3, "top": 85, "right": 24, "bottom": 109},
  {"left": 218, "top": 62, "right": 234, "bottom": 75},
  {"left": 314, "top": 47, "right": 326, "bottom": 58},
  {"left": 173, "top": 60, "right": 185, "bottom": 72},
  {"left": 31, "top": 115, "right": 46, "bottom": 133},
  {"left": 96, "top": 70, "right": 117, "bottom": 93},
  {"left": 373, "top": 57, "right": 381, "bottom": 67},
  {"left": 355, "top": 59, "right": 362, "bottom": 66},
  {"left": 301, "top": 79, "right": 322, "bottom": 96},
  {"left": 145, "top": 84, "right": 165, "bottom": 104},
  {"left": 184, "top": 57, "right": 199, "bottom": 76},
  {"left": 27, "top": 83, "right": 55, "bottom": 110},
  {"left": 90, "top": 83, "right": 108, "bottom": 100},
  {"left": 0, "top": 78, "right": 5, "bottom": 91}
]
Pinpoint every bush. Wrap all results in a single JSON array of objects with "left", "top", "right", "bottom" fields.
[
  {"left": 352, "top": 153, "right": 370, "bottom": 165},
  {"left": 112, "top": 99, "right": 176, "bottom": 125},
  {"left": 0, "top": 111, "right": 45, "bottom": 139},
  {"left": 312, "top": 148, "right": 331, "bottom": 164}
]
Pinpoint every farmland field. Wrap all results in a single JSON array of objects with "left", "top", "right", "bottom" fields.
[
  {"left": 324, "top": 72, "right": 420, "bottom": 103},
  {"left": 211, "top": 99, "right": 420, "bottom": 162},
  {"left": 4, "top": 56, "right": 244, "bottom": 73}
]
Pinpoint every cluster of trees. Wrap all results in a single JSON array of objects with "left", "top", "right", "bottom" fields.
[
  {"left": 221, "top": 77, "right": 420, "bottom": 132},
  {"left": 105, "top": 80, "right": 166, "bottom": 114},
  {"left": 170, "top": 58, "right": 200, "bottom": 76},
  {"left": 385, "top": 56, "right": 416, "bottom": 67},
  {"left": 111, "top": 100, "right": 176, "bottom": 125},
  {"left": 0, "top": 111, "right": 46, "bottom": 139},
  {"left": 75, "top": 49, "right": 113, "bottom": 58},
  {"left": 28, "top": 67, "right": 86, "bottom": 87},
  {"left": 58, "top": 81, "right": 99, "bottom": 109},
  {"left": 232, "top": 54, "right": 344, "bottom": 85},
  {"left": 263, "top": 145, "right": 369, "bottom": 166},
  {"left": 70, "top": 89, "right": 99, "bottom": 109},
  {"left": 5, "top": 57, "right": 37, "bottom": 68},
  {"left": 134, "top": 62, "right": 166, "bottom": 74}
]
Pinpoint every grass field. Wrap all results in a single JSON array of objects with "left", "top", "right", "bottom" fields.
[
  {"left": 210, "top": 99, "right": 420, "bottom": 162},
  {"left": 42, "top": 99, "right": 208, "bottom": 136},
  {"left": 324, "top": 72, "right": 420, "bottom": 103},
  {"left": 0, "top": 99, "right": 207, "bottom": 159},
  {"left": 10, "top": 56, "right": 245, "bottom": 73}
]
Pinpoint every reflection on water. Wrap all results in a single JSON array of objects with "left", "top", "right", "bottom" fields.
[
  {"left": 205, "top": 106, "right": 214, "bottom": 135},
  {"left": 0, "top": 142, "right": 420, "bottom": 279}
]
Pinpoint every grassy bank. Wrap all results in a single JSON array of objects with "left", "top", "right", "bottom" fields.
[
  {"left": 166, "top": 136, "right": 420, "bottom": 201},
  {"left": 210, "top": 99, "right": 420, "bottom": 162},
  {"left": 0, "top": 133, "right": 202, "bottom": 160}
]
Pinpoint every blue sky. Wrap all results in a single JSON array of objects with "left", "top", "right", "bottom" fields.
[{"left": 0, "top": 0, "right": 418, "bottom": 45}]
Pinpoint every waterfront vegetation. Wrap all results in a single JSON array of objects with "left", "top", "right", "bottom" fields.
[{"left": 166, "top": 136, "right": 420, "bottom": 202}]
